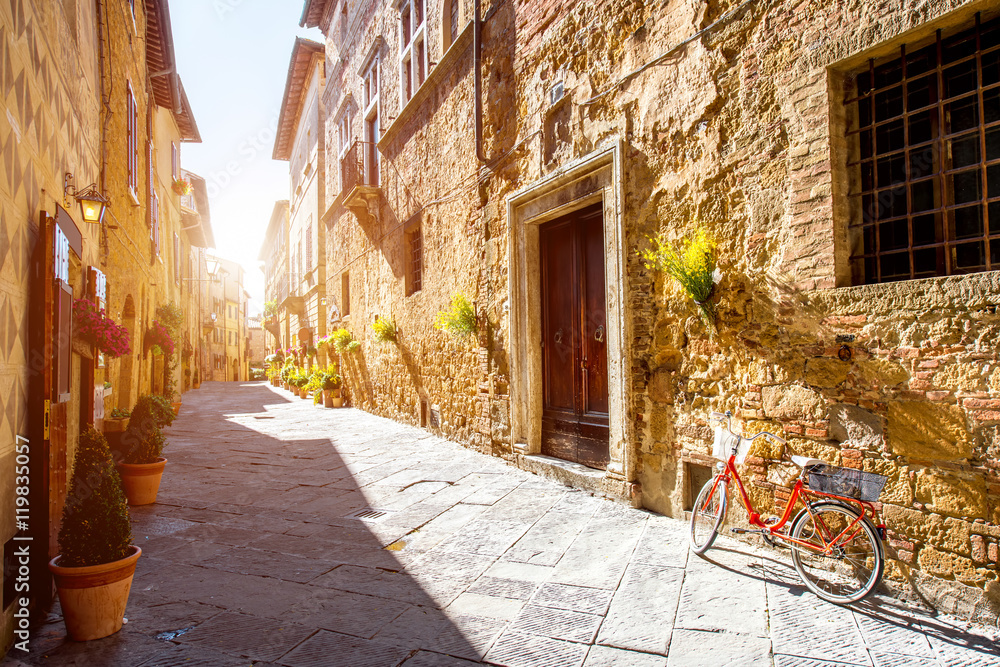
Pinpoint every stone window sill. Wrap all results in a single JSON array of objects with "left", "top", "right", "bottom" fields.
[
  {"left": 824, "top": 271, "right": 1000, "bottom": 314},
  {"left": 378, "top": 21, "right": 474, "bottom": 150}
]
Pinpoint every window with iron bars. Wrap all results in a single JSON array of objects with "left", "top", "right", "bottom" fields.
[
  {"left": 406, "top": 223, "right": 423, "bottom": 295},
  {"left": 845, "top": 13, "right": 1000, "bottom": 284}
]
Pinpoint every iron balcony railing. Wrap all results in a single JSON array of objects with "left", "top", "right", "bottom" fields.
[{"left": 340, "top": 139, "right": 379, "bottom": 194}]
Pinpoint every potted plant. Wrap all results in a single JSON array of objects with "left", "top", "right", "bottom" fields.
[
  {"left": 193, "top": 368, "right": 200, "bottom": 389},
  {"left": 172, "top": 177, "right": 193, "bottom": 196},
  {"left": 73, "top": 299, "right": 132, "bottom": 360},
  {"left": 49, "top": 427, "right": 140, "bottom": 641},
  {"left": 322, "top": 367, "right": 343, "bottom": 408},
  {"left": 372, "top": 316, "right": 397, "bottom": 343},
  {"left": 295, "top": 370, "right": 311, "bottom": 399},
  {"left": 434, "top": 292, "right": 478, "bottom": 338},
  {"left": 103, "top": 406, "right": 131, "bottom": 456},
  {"left": 116, "top": 395, "right": 172, "bottom": 505}
]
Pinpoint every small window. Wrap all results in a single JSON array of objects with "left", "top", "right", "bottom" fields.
[
  {"left": 151, "top": 193, "right": 160, "bottom": 256},
  {"left": 406, "top": 222, "right": 423, "bottom": 295},
  {"left": 844, "top": 13, "right": 1000, "bottom": 283},
  {"left": 342, "top": 271, "right": 351, "bottom": 316},
  {"left": 174, "top": 234, "right": 180, "bottom": 284},
  {"left": 305, "top": 218, "right": 313, "bottom": 273},
  {"left": 449, "top": 0, "right": 459, "bottom": 46},
  {"left": 126, "top": 83, "right": 137, "bottom": 196},
  {"left": 399, "top": 0, "right": 427, "bottom": 103}
]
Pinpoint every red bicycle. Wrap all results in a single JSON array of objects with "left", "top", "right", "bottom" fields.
[{"left": 690, "top": 411, "right": 888, "bottom": 604}]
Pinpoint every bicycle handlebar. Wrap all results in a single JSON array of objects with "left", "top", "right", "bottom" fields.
[{"left": 742, "top": 430, "right": 787, "bottom": 445}]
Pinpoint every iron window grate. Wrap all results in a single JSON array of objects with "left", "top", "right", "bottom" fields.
[{"left": 844, "top": 12, "right": 1000, "bottom": 284}]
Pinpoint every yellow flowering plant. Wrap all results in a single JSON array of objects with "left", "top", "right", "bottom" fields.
[{"left": 642, "top": 226, "right": 718, "bottom": 327}]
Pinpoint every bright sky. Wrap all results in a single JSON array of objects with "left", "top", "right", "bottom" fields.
[{"left": 170, "top": 0, "right": 322, "bottom": 314}]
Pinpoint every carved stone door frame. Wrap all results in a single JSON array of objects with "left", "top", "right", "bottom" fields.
[{"left": 506, "top": 141, "right": 634, "bottom": 486}]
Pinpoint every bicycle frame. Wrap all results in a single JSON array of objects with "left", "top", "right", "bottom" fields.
[{"left": 704, "top": 452, "right": 880, "bottom": 556}]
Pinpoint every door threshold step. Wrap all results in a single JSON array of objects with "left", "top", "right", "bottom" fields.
[{"left": 516, "top": 454, "right": 606, "bottom": 494}]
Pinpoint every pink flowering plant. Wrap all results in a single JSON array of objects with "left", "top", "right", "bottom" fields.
[
  {"left": 145, "top": 321, "right": 175, "bottom": 357},
  {"left": 73, "top": 299, "right": 131, "bottom": 358}
]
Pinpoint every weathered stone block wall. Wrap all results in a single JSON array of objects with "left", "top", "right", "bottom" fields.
[
  {"left": 486, "top": 0, "right": 1000, "bottom": 620},
  {"left": 315, "top": 0, "right": 1000, "bottom": 621}
]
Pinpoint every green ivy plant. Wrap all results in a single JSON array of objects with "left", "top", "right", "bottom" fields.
[
  {"left": 57, "top": 427, "right": 132, "bottom": 567},
  {"left": 434, "top": 293, "right": 477, "bottom": 337}
]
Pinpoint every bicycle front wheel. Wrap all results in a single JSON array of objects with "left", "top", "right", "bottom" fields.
[
  {"left": 690, "top": 477, "right": 727, "bottom": 554},
  {"left": 789, "top": 502, "right": 884, "bottom": 604}
]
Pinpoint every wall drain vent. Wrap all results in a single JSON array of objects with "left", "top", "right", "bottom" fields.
[{"left": 346, "top": 508, "right": 391, "bottom": 522}]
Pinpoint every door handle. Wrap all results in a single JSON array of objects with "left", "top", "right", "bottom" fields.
[
  {"left": 554, "top": 328, "right": 563, "bottom": 345},
  {"left": 594, "top": 325, "right": 604, "bottom": 343}
]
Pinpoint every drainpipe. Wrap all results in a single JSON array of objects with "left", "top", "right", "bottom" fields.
[{"left": 474, "top": 0, "right": 486, "bottom": 163}]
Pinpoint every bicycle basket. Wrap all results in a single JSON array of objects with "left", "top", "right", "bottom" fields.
[
  {"left": 711, "top": 427, "right": 750, "bottom": 464},
  {"left": 804, "top": 464, "right": 887, "bottom": 502}
]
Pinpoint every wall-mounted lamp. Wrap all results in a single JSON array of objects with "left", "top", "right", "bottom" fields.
[{"left": 64, "top": 173, "right": 110, "bottom": 224}]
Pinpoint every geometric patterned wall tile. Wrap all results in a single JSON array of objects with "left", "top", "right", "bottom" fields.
[{"left": 0, "top": 208, "right": 9, "bottom": 272}]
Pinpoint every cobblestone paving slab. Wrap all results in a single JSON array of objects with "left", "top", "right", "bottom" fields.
[
  {"left": 508, "top": 604, "right": 603, "bottom": 643},
  {"left": 277, "top": 629, "right": 410, "bottom": 667},
  {"left": 927, "top": 632, "right": 1000, "bottom": 666},
  {"left": 530, "top": 583, "right": 613, "bottom": 616},
  {"left": 11, "top": 383, "right": 1000, "bottom": 667},
  {"left": 134, "top": 642, "right": 279, "bottom": 666},
  {"left": 172, "top": 612, "right": 314, "bottom": 661},
  {"left": 484, "top": 631, "right": 590, "bottom": 667},
  {"left": 399, "top": 650, "right": 485, "bottom": 666},
  {"left": 665, "top": 629, "right": 773, "bottom": 666},
  {"left": 675, "top": 554, "right": 768, "bottom": 636},
  {"left": 596, "top": 563, "right": 681, "bottom": 655},
  {"left": 870, "top": 653, "right": 939, "bottom": 667},
  {"left": 282, "top": 588, "right": 409, "bottom": 638},
  {"left": 769, "top": 592, "right": 871, "bottom": 665},
  {"left": 854, "top": 613, "right": 934, "bottom": 658},
  {"left": 465, "top": 576, "right": 539, "bottom": 600},
  {"left": 582, "top": 645, "right": 667, "bottom": 667}
]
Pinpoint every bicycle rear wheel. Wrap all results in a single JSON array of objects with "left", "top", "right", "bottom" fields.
[
  {"left": 789, "top": 502, "right": 884, "bottom": 604},
  {"left": 690, "top": 477, "right": 727, "bottom": 554}
]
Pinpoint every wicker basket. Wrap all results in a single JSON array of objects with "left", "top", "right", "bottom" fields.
[{"left": 805, "top": 464, "right": 888, "bottom": 502}]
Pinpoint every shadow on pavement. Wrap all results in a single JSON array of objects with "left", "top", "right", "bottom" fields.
[{"left": 17, "top": 381, "right": 482, "bottom": 667}]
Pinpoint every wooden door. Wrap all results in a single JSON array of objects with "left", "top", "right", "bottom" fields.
[
  {"left": 540, "top": 203, "right": 609, "bottom": 469},
  {"left": 27, "top": 212, "right": 73, "bottom": 614}
]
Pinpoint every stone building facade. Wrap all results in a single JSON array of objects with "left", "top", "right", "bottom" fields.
[
  {"left": 260, "top": 200, "right": 290, "bottom": 352},
  {"left": 273, "top": 39, "right": 328, "bottom": 355},
  {"left": 202, "top": 255, "right": 249, "bottom": 382},
  {"left": 0, "top": 0, "right": 208, "bottom": 653},
  {"left": 293, "top": 0, "right": 1000, "bottom": 622}
]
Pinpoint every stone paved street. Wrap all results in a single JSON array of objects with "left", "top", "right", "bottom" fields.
[{"left": 6, "top": 382, "right": 1000, "bottom": 666}]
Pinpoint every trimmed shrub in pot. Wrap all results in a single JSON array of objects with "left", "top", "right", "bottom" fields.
[
  {"left": 48, "top": 427, "right": 141, "bottom": 641},
  {"left": 116, "top": 395, "right": 170, "bottom": 505}
]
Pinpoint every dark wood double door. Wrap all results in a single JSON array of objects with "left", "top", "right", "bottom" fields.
[{"left": 540, "top": 203, "right": 610, "bottom": 470}]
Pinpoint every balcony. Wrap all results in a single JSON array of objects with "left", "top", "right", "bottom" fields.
[{"left": 340, "top": 140, "right": 380, "bottom": 221}]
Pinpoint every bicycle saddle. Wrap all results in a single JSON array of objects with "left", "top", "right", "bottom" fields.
[{"left": 790, "top": 455, "right": 827, "bottom": 469}]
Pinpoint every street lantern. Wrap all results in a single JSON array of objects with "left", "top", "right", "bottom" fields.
[{"left": 64, "top": 173, "right": 109, "bottom": 225}]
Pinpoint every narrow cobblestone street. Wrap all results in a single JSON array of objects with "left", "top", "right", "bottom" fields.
[{"left": 7, "top": 382, "right": 1000, "bottom": 667}]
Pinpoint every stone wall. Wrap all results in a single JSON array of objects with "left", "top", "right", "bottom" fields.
[{"left": 312, "top": 0, "right": 1000, "bottom": 622}]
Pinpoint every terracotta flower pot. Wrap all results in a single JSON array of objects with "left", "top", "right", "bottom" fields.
[
  {"left": 300, "top": 390, "right": 310, "bottom": 400},
  {"left": 170, "top": 402, "right": 181, "bottom": 417},
  {"left": 48, "top": 546, "right": 142, "bottom": 641},
  {"left": 117, "top": 458, "right": 167, "bottom": 506},
  {"left": 102, "top": 418, "right": 129, "bottom": 461}
]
